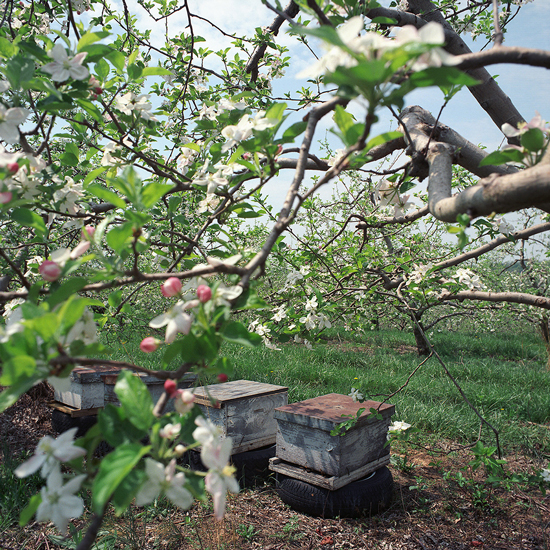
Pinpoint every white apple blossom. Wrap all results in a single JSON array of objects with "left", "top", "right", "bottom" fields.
[
  {"left": 36, "top": 469, "right": 87, "bottom": 533},
  {"left": 198, "top": 193, "right": 221, "bottom": 213},
  {"left": 53, "top": 176, "right": 84, "bottom": 215},
  {"left": 502, "top": 111, "right": 548, "bottom": 138},
  {"left": 197, "top": 103, "right": 218, "bottom": 121},
  {"left": 115, "top": 92, "right": 157, "bottom": 121},
  {"left": 494, "top": 217, "right": 514, "bottom": 236},
  {"left": 272, "top": 306, "right": 287, "bottom": 322},
  {"left": 407, "top": 264, "right": 433, "bottom": 285},
  {"left": 299, "top": 312, "right": 317, "bottom": 330},
  {"left": 0, "top": 105, "right": 30, "bottom": 144},
  {"left": 15, "top": 427, "right": 86, "bottom": 478},
  {"left": 541, "top": 468, "right": 550, "bottom": 483},
  {"left": 64, "top": 308, "right": 97, "bottom": 345},
  {"left": 388, "top": 420, "right": 411, "bottom": 434},
  {"left": 149, "top": 301, "right": 192, "bottom": 344},
  {"left": 250, "top": 110, "right": 278, "bottom": 131},
  {"left": 305, "top": 296, "right": 318, "bottom": 311},
  {"left": 193, "top": 416, "right": 223, "bottom": 446},
  {"left": 348, "top": 387, "right": 364, "bottom": 402},
  {"left": 42, "top": 44, "right": 89, "bottom": 82},
  {"left": 317, "top": 313, "right": 332, "bottom": 330},
  {"left": 0, "top": 79, "right": 9, "bottom": 93},
  {"left": 221, "top": 115, "right": 254, "bottom": 152},
  {"left": 201, "top": 437, "right": 239, "bottom": 519},
  {"left": 193, "top": 170, "right": 228, "bottom": 194},
  {"left": 393, "top": 22, "right": 459, "bottom": 71},
  {"left": 135, "top": 458, "right": 193, "bottom": 509},
  {"left": 455, "top": 268, "right": 484, "bottom": 291},
  {"left": 160, "top": 423, "right": 182, "bottom": 439}
]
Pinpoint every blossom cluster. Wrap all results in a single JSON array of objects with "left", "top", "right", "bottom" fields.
[
  {"left": 15, "top": 429, "right": 87, "bottom": 532},
  {"left": 299, "top": 18, "right": 458, "bottom": 80}
]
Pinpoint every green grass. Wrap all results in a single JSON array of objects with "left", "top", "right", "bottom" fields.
[
  {"left": 101, "top": 325, "right": 550, "bottom": 457},
  {"left": 0, "top": 445, "right": 43, "bottom": 533}
]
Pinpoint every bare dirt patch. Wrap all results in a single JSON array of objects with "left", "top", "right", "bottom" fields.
[{"left": 1, "top": 387, "right": 549, "bottom": 550}]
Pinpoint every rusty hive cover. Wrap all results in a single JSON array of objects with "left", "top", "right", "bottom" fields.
[{"left": 274, "top": 393, "right": 394, "bottom": 431}]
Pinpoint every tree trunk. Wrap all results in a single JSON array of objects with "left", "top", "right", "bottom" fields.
[{"left": 412, "top": 316, "right": 430, "bottom": 356}]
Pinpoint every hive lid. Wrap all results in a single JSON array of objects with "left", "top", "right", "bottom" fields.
[
  {"left": 194, "top": 379, "right": 288, "bottom": 407},
  {"left": 274, "top": 393, "right": 394, "bottom": 431}
]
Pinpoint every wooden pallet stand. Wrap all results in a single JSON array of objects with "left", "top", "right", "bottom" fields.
[
  {"left": 193, "top": 380, "right": 288, "bottom": 454},
  {"left": 269, "top": 455, "right": 391, "bottom": 491},
  {"left": 274, "top": 393, "right": 395, "bottom": 478}
]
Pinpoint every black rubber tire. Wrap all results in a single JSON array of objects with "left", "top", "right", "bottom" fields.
[
  {"left": 188, "top": 444, "right": 276, "bottom": 487},
  {"left": 51, "top": 409, "right": 98, "bottom": 438},
  {"left": 276, "top": 466, "right": 393, "bottom": 519}
]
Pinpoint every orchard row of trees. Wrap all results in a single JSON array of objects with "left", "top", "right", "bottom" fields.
[{"left": 1, "top": 0, "right": 550, "bottom": 546}]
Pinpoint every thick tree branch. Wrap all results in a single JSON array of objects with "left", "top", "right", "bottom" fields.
[
  {"left": 441, "top": 290, "right": 550, "bottom": 310},
  {"left": 401, "top": 0, "right": 525, "bottom": 133}
]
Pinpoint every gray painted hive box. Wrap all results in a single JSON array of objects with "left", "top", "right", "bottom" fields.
[
  {"left": 54, "top": 365, "right": 196, "bottom": 412},
  {"left": 193, "top": 379, "right": 288, "bottom": 454},
  {"left": 274, "top": 393, "right": 395, "bottom": 478}
]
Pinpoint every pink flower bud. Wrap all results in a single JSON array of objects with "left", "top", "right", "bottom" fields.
[
  {"left": 0, "top": 191, "right": 12, "bottom": 204},
  {"left": 140, "top": 336, "right": 160, "bottom": 353},
  {"left": 82, "top": 225, "right": 95, "bottom": 240},
  {"left": 39, "top": 260, "right": 61, "bottom": 282},
  {"left": 70, "top": 240, "right": 90, "bottom": 259},
  {"left": 94, "top": 86, "right": 103, "bottom": 95},
  {"left": 7, "top": 162, "right": 19, "bottom": 174},
  {"left": 161, "top": 277, "right": 182, "bottom": 297},
  {"left": 164, "top": 379, "right": 177, "bottom": 397},
  {"left": 217, "top": 373, "right": 228, "bottom": 383},
  {"left": 197, "top": 284, "right": 212, "bottom": 303}
]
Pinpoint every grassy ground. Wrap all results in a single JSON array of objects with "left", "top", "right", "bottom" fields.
[{"left": 105, "top": 325, "right": 550, "bottom": 457}]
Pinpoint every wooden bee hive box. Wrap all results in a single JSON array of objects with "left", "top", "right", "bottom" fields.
[
  {"left": 193, "top": 379, "right": 288, "bottom": 454},
  {"left": 274, "top": 393, "right": 394, "bottom": 478}
]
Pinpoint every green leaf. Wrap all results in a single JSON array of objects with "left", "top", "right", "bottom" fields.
[
  {"left": 141, "top": 66, "right": 174, "bottom": 77},
  {"left": 0, "top": 374, "right": 41, "bottom": 413},
  {"left": 60, "top": 153, "right": 79, "bottom": 166},
  {"left": 365, "top": 131, "right": 403, "bottom": 151},
  {"left": 11, "top": 208, "right": 46, "bottom": 235},
  {"left": 46, "top": 278, "right": 88, "bottom": 309},
  {"left": 127, "top": 63, "right": 143, "bottom": 80},
  {"left": 409, "top": 67, "right": 480, "bottom": 89},
  {"left": 107, "top": 50, "right": 126, "bottom": 72},
  {"left": 84, "top": 167, "right": 110, "bottom": 187},
  {"left": 88, "top": 184, "right": 126, "bottom": 209},
  {"left": 77, "top": 31, "right": 111, "bottom": 51},
  {"left": 141, "top": 182, "right": 172, "bottom": 208},
  {"left": 220, "top": 321, "right": 262, "bottom": 347},
  {"left": 0, "top": 355, "right": 36, "bottom": 385},
  {"left": 114, "top": 370, "right": 154, "bottom": 431},
  {"left": 232, "top": 288, "right": 268, "bottom": 310},
  {"left": 98, "top": 404, "right": 145, "bottom": 446},
  {"left": 92, "top": 442, "right": 150, "bottom": 513},
  {"left": 0, "top": 37, "right": 18, "bottom": 58},
  {"left": 106, "top": 222, "right": 134, "bottom": 252},
  {"left": 288, "top": 22, "right": 348, "bottom": 49},
  {"left": 108, "top": 290, "right": 122, "bottom": 308},
  {"left": 281, "top": 120, "right": 308, "bottom": 143},
  {"left": 479, "top": 148, "right": 525, "bottom": 167},
  {"left": 521, "top": 128, "right": 545, "bottom": 152},
  {"left": 19, "top": 494, "right": 42, "bottom": 527},
  {"left": 162, "top": 339, "right": 185, "bottom": 368},
  {"left": 111, "top": 469, "right": 146, "bottom": 515},
  {"left": 95, "top": 58, "right": 110, "bottom": 81}
]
